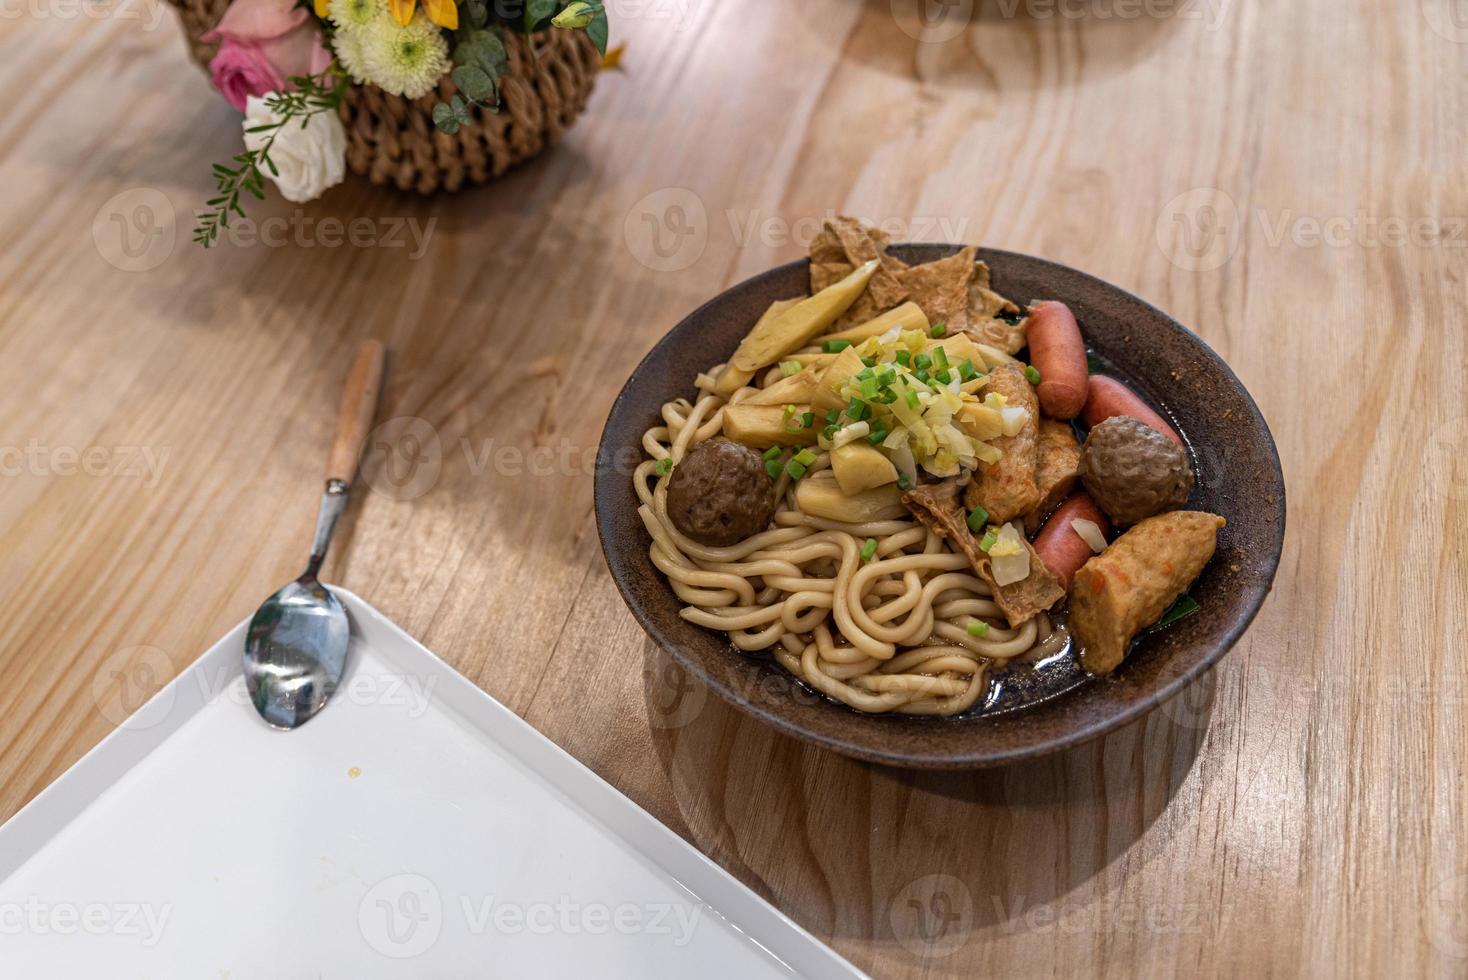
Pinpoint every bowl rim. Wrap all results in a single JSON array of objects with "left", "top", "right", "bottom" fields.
[{"left": 594, "top": 245, "right": 1286, "bottom": 768}]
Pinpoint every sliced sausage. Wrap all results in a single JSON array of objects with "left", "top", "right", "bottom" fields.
[
  {"left": 1081, "top": 376, "right": 1183, "bottom": 445},
  {"left": 1024, "top": 301, "right": 1088, "bottom": 419},
  {"left": 1032, "top": 493, "right": 1110, "bottom": 591}
]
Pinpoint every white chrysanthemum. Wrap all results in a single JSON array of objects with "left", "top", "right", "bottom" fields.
[
  {"left": 333, "top": 27, "right": 372, "bottom": 85},
  {"left": 360, "top": 11, "right": 450, "bottom": 99},
  {"left": 329, "top": 0, "right": 383, "bottom": 35}
]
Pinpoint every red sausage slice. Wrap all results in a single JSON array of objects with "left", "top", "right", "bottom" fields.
[
  {"left": 1032, "top": 493, "right": 1111, "bottom": 591},
  {"left": 1024, "top": 301, "right": 1088, "bottom": 420},
  {"left": 1081, "top": 376, "right": 1183, "bottom": 445}
]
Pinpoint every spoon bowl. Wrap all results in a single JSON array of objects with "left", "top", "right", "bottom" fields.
[{"left": 244, "top": 577, "right": 350, "bottom": 729}]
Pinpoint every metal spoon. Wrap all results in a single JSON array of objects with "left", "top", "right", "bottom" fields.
[{"left": 244, "top": 340, "right": 386, "bottom": 729}]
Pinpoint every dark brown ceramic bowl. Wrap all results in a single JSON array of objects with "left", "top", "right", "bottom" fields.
[{"left": 595, "top": 246, "right": 1285, "bottom": 769}]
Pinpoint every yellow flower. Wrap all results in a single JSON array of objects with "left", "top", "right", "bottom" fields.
[
  {"left": 314, "top": 0, "right": 330, "bottom": 16},
  {"left": 389, "top": 0, "right": 455, "bottom": 29}
]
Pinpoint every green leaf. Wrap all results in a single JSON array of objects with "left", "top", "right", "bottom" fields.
[
  {"left": 523, "top": 0, "right": 554, "bottom": 32},
  {"left": 452, "top": 65, "right": 495, "bottom": 102},
  {"left": 454, "top": 28, "right": 508, "bottom": 78},
  {"left": 432, "top": 101, "right": 461, "bottom": 134},
  {"left": 1149, "top": 594, "right": 1201, "bottom": 631},
  {"left": 585, "top": 9, "right": 608, "bottom": 54}
]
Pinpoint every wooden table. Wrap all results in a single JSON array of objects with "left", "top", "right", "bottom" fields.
[{"left": 3, "top": 1, "right": 1465, "bottom": 975}]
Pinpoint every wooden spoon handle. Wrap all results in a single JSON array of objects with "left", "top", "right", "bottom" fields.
[{"left": 325, "top": 339, "right": 386, "bottom": 487}]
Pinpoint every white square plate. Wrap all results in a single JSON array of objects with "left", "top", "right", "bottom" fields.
[{"left": 0, "top": 588, "right": 865, "bottom": 979}]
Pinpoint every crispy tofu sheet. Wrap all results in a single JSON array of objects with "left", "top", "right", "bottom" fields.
[
  {"left": 1069, "top": 511, "right": 1225, "bottom": 674},
  {"left": 964, "top": 362, "right": 1043, "bottom": 524},
  {"left": 807, "top": 217, "right": 1028, "bottom": 349},
  {"left": 902, "top": 480, "right": 1064, "bottom": 628},
  {"left": 1024, "top": 419, "right": 1083, "bottom": 534}
]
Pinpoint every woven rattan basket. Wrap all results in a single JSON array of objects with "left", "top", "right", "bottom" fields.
[{"left": 169, "top": 0, "right": 601, "bottom": 193}]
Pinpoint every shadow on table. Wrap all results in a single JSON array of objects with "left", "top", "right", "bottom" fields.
[
  {"left": 641, "top": 638, "right": 1214, "bottom": 961},
  {"left": 795, "top": 0, "right": 1201, "bottom": 90}
]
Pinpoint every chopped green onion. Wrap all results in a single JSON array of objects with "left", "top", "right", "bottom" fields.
[
  {"left": 822, "top": 424, "right": 839, "bottom": 440},
  {"left": 897, "top": 473, "right": 911, "bottom": 491},
  {"left": 822, "top": 339, "right": 851, "bottom": 353},
  {"left": 861, "top": 356, "right": 877, "bottom": 368},
  {"left": 867, "top": 423, "right": 888, "bottom": 445},
  {"left": 932, "top": 347, "right": 949, "bottom": 369},
  {"left": 915, "top": 369, "right": 930, "bottom": 384},
  {"left": 766, "top": 459, "right": 782, "bottom": 479},
  {"left": 876, "top": 365, "right": 897, "bottom": 385},
  {"left": 859, "top": 376, "right": 881, "bottom": 400},
  {"left": 793, "top": 448, "right": 817, "bottom": 466},
  {"left": 860, "top": 538, "right": 878, "bottom": 561},
  {"left": 800, "top": 412, "right": 815, "bottom": 428},
  {"left": 967, "top": 505, "right": 989, "bottom": 533},
  {"left": 847, "top": 399, "right": 870, "bottom": 422},
  {"left": 894, "top": 350, "right": 911, "bottom": 367},
  {"left": 931, "top": 321, "right": 947, "bottom": 338},
  {"left": 655, "top": 457, "right": 673, "bottom": 476},
  {"left": 1024, "top": 364, "right": 1042, "bottom": 384},
  {"left": 825, "top": 408, "right": 840, "bottom": 424},
  {"left": 874, "top": 388, "right": 898, "bottom": 404},
  {"left": 779, "top": 360, "right": 802, "bottom": 377},
  {"left": 855, "top": 366, "right": 874, "bottom": 381},
  {"left": 935, "top": 369, "right": 952, "bottom": 385},
  {"left": 762, "top": 446, "right": 782, "bottom": 462},
  {"left": 785, "top": 459, "right": 808, "bottom": 480},
  {"left": 967, "top": 620, "right": 990, "bottom": 638},
  {"left": 905, "top": 390, "right": 921, "bottom": 410},
  {"left": 913, "top": 353, "right": 932, "bottom": 372},
  {"left": 978, "top": 529, "right": 998, "bottom": 552},
  {"left": 958, "top": 359, "right": 978, "bottom": 381}
]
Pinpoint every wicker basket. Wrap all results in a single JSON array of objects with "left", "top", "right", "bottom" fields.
[{"left": 169, "top": 0, "right": 601, "bottom": 193}]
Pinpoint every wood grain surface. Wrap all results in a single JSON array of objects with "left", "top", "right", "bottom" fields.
[{"left": 2, "top": 0, "right": 1465, "bottom": 976}]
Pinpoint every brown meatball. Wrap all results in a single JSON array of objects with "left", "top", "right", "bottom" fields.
[
  {"left": 1081, "top": 416, "right": 1193, "bottom": 526},
  {"left": 665, "top": 438, "right": 777, "bottom": 546}
]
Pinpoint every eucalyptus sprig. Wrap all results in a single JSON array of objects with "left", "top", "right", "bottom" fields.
[
  {"left": 432, "top": 0, "right": 608, "bottom": 135},
  {"left": 193, "top": 71, "right": 349, "bottom": 248}
]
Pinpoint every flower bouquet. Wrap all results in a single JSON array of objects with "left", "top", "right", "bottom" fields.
[{"left": 174, "top": 0, "right": 609, "bottom": 246}]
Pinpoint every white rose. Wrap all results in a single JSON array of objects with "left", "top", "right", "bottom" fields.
[{"left": 242, "top": 94, "right": 347, "bottom": 204}]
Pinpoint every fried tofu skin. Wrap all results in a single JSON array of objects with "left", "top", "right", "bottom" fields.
[
  {"left": 1024, "top": 419, "right": 1083, "bottom": 534},
  {"left": 964, "top": 362, "right": 1042, "bottom": 524},
  {"left": 902, "top": 480, "right": 1064, "bottom": 628},
  {"left": 1069, "top": 511, "right": 1225, "bottom": 674}
]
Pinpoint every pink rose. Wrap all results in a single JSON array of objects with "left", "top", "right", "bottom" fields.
[{"left": 203, "top": 0, "right": 332, "bottom": 112}]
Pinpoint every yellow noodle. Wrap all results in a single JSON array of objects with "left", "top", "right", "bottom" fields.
[{"left": 636, "top": 364, "right": 1060, "bottom": 716}]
